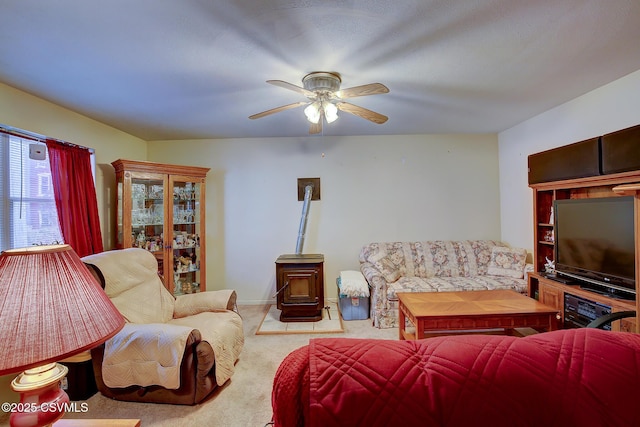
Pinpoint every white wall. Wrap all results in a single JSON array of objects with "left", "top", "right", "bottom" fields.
[
  {"left": 0, "top": 83, "right": 148, "bottom": 249},
  {"left": 149, "top": 134, "right": 501, "bottom": 303},
  {"left": 498, "top": 69, "right": 640, "bottom": 253}
]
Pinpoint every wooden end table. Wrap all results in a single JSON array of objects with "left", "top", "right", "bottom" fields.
[{"left": 397, "top": 289, "right": 560, "bottom": 340}]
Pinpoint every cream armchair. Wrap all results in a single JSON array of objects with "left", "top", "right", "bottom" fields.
[{"left": 82, "top": 248, "right": 244, "bottom": 405}]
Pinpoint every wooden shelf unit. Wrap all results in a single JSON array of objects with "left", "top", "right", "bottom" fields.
[
  {"left": 112, "top": 159, "right": 210, "bottom": 296},
  {"left": 530, "top": 169, "right": 640, "bottom": 333}
]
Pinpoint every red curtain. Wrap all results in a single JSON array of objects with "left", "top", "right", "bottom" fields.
[{"left": 46, "top": 139, "right": 103, "bottom": 257}]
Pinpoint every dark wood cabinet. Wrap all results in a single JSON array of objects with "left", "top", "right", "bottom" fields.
[
  {"left": 529, "top": 169, "right": 640, "bottom": 333},
  {"left": 275, "top": 254, "right": 324, "bottom": 321},
  {"left": 529, "top": 273, "right": 636, "bottom": 332},
  {"left": 538, "top": 281, "right": 562, "bottom": 317}
]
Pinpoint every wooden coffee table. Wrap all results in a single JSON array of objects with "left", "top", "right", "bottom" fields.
[
  {"left": 54, "top": 420, "right": 140, "bottom": 427},
  {"left": 397, "top": 289, "right": 560, "bottom": 340}
]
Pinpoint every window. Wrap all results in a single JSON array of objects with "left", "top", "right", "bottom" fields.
[
  {"left": 0, "top": 132, "right": 63, "bottom": 251},
  {"left": 37, "top": 173, "right": 53, "bottom": 197}
]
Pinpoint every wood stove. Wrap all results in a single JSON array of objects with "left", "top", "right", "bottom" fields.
[
  {"left": 275, "top": 254, "right": 324, "bottom": 322},
  {"left": 274, "top": 179, "right": 324, "bottom": 321}
]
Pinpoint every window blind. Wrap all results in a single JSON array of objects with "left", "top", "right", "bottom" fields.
[{"left": 0, "top": 131, "right": 63, "bottom": 251}]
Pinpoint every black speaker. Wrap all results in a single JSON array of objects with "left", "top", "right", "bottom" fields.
[
  {"left": 601, "top": 124, "right": 640, "bottom": 175},
  {"left": 528, "top": 137, "right": 600, "bottom": 184},
  {"left": 60, "top": 359, "right": 98, "bottom": 400}
]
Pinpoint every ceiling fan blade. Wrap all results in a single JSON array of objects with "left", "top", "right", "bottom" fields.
[
  {"left": 267, "top": 80, "right": 317, "bottom": 98},
  {"left": 309, "top": 120, "right": 322, "bottom": 134},
  {"left": 249, "top": 102, "right": 308, "bottom": 120},
  {"left": 335, "top": 83, "right": 389, "bottom": 99},
  {"left": 336, "top": 102, "right": 388, "bottom": 124}
]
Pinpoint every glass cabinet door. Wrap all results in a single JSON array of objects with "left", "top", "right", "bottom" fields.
[
  {"left": 129, "top": 174, "right": 166, "bottom": 276},
  {"left": 170, "top": 177, "right": 202, "bottom": 296}
]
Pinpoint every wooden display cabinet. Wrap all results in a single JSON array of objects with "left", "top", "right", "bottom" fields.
[
  {"left": 112, "top": 159, "right": 210, "bottom": 296},
  {"left": 530, "top": 169, "right": 640, "bottom": 333}
]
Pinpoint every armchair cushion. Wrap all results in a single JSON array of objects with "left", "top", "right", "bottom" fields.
[
  {"left": 102, "top": 323, "right": 195, "bottom": 389},
  {"left": 84, "top": 248, "right": 174, "bottom": 323}
]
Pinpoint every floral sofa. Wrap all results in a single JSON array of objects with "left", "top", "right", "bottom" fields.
[{"left": 359, "top": 240, "right": 529, "bottom": 328}]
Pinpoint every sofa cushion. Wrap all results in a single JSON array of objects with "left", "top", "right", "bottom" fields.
[
  {"left": 272, "top": 329, "right": 640, "bottom": 427},
  {"left": 487, "top": 246, "right": 527, "bottom": 279},
  {"left": 361, "top": 240, "right": 507, "bottom": 279},
  {"left": 386, "top": 275, "right": 528, "bottom": 301},
  {"left": 373, "top": 256, "right": 401, "bottom": 283}
]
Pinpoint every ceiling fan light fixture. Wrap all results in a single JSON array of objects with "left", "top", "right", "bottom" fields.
[
  {"left": 323, "top": 102, "right": 338, "bottom": 123},
  {"left": 250, "top": 71, "right": 389, "bottom": 133},
  {"left": 304, "top": 102, "right": 321, "bottom": 124}
]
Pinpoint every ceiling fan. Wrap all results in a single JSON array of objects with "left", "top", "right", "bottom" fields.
[{"left": 249, "top": 72, "right": 389, "bottom": 134}]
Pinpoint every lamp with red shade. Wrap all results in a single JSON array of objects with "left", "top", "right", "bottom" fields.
[{"left": 0, "top": 244, "right": 125, "bottom": 427}]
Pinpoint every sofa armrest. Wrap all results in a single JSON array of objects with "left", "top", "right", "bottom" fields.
[
  {"left": 98, "top": 323, "right": 197, "bottom": 388},
  {"left": 91, "top": 327, "right": 217, "bottom": 405},
  {"left": 92, "top": 327, "right": 202, "bottom": 365},
  {"left": 360, "top": 262, "right": 389, "bottom": 298},
  {"left": 193, "top": 340, "right": 216, "bottom": 402},
  {"left": 173, "top": 289, "right": 237, "bottom": 318},
  {"left": 360, "top": 261, "right": 385, "bottom": 281}
]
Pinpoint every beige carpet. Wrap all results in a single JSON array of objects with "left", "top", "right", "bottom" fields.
[
  {"left": 0, "top": 305, "right": 397, "bottom": 427},
  {"left": 256, "top": 302, "right": 344, "bottom": 335}
]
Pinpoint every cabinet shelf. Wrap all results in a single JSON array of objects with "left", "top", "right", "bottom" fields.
[
  {"left": 173, "top": 245, "right": 199, "bottom": 250},
  {"left": 176, "top": 269, "right": 200, "bottom": 274}
]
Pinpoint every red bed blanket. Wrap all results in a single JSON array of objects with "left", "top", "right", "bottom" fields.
[{"left": 272, "top": 328, "right": 640, "bottom": 427}]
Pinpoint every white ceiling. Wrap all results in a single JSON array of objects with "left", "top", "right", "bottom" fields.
[{"left": 1, "top": 1, "right": 640, "bottom": 141}]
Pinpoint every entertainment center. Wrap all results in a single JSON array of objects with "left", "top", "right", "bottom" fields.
[{"left": 528, "top": 124, "right": 640, "bottom": 333}]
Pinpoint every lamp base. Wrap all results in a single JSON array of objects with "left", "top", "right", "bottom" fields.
[{"left": 10, "top": 363, "right": 70, "bottom": 427}]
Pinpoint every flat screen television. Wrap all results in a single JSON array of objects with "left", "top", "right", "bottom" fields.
[{"left": 553, "top": 196, "right": 636, "bottom": 300}]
